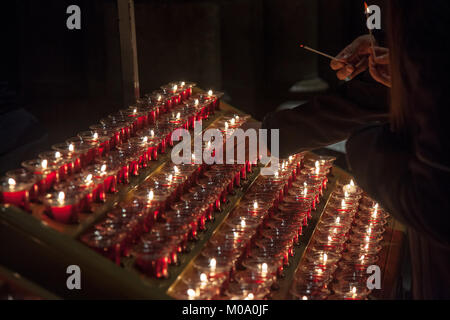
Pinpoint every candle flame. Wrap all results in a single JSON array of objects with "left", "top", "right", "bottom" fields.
[
  {"left": 344, "top": 191, "right": 349, "bottom": 198},
  {"left": 207, "top": 90, "right": 213, "bottom": 96},
  {"left": 352, "top": 286, "right": 357, "bottom": 294},
  {"left": 174, "top": 166, "right": 179, "bottom": 174},
  {"left": 150, "top": 130, "right": 155, "bottom": 138},
  {"left": 365, "top": 2, "right": 370, "bottom": 13},
  {"left": 58, "top": 191, "right": 65, "bottom": 201},
  {"left": 8, "top": 178, "right": 16, "bottom": 186},
  {"left": 181, "top": 81, "right": 185, "bottom": 87},
  {"left": 303, "top": 188, "right": 308, "bottom": 197},
  {"left": 93, "top": 132, "right": 99, "bottom": 139},
  {"left": 55, "top": 151, "right": 61, "bottom": 159},
  {"left": 350, "top": 179, "right": 355, "bottom": 186},
  {"left": 173, "top": 84, "right": 178, "bottom": 92},
  {"left": 323, "top": 253, "right": 328, "bottom": 264},
  {"left": 194, "top": 99, "right": 199, "bottom": 106},
  {"left": 68, "top": 143, "right": 74, "bottom": 152},
  {"left": 235, "top": 115, "right": 240, "bottom": 121},
  {"left": 246, "top": 293, "right": 254, "bottom": 300},
  {"left": 224, "top": 122, "right": 229, "bottom": 130},
  {"left": 241, "top": 219, "right": 246, "bottom": 228},
  {"left": 261, "top": 263, "right": 268, "bottom": 273},
  {"left": 187, "top": 289, "right": 196, "bottom": 298},
  {"left": 365, "top": 236, "right": 370, "bottom": 242},
  {"left": 253, "top": 201, "right": 258, "bottom": 210},
  {"left": 101, "top": 164, "right": 107, "bottom": 173},
  {"left": 302, "top": 296, "right": 308, "bottom": 300},
  {"left": 210, "top": 258, "right": 217, "bottom": 269},
  {"left": 148, "top": 190, "right": 154, "bottom": 201},
  {"left": 341, "top": 199, "right": 346, "bottom": 209},
  {"left": 200, "top": 273, "right": 207, "bottom": 282},
  {"left": 336, "top": 217, "right": 340, "bottom": 224},
  {"left": 41, "top": 159, "right": 48, "bottom": 170},
  {"left": 230, "top": 118, "right": 236, "bottom": 126},
  {"left": 143, "top": 136, "right": 148, "bottom": 143},
  {"left": 157, "top": 95, "right": 162, "bottom": 101},
  {"left": 176, "top": 112, "right": 180, "bottom": 119},
  {"left": 192, "top": 154, "right": 195, "bottom": 161},
  {"left": 85, "top": 174, "right": 93, "bottom": 183},
  {"left": 360, "top": 255, "right": 365, "bottom": 261},
  {"left": 168, "top": 174, "right": 173, "bottom": 182}
]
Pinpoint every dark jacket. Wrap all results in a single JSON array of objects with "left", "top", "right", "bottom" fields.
[{"left": 262, "top": 72, "right": 450, "bottom": 299}]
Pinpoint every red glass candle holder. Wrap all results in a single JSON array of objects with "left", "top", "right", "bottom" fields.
[
  {"left": 22, "top": 158, "right": 59, "bottom": 193},
  {"left": 0, "top": 176, "right": 34, "bottom": 210},
  {"left": 77, "top": 131, "right": 111, "bottom": 157},
  {"left": 42, "top": 191, "right": 80, "bottom": 224},
  {"left": 5, "top": 169, "right": 39, "bottom": 202}
]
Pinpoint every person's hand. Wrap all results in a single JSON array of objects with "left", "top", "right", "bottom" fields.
[
  {"left": 330, "top": 35, "right": 375, "bottom": 81},
  {"left": 369, "top": 46, "right": 391, "bottom": 87}
]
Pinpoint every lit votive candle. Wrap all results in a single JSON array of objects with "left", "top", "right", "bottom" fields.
[{"left": 42, "top": 191, "right": 80, "bottom": 224}]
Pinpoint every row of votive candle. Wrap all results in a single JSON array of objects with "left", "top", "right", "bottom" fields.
[
  {"left": 290, "top": 180, "right": 389, "bottom": 300},
  {"left": 0, "top": 81, "right": 225, "bottom": 224},
  {"left": 169, "top": 154, "right": 337, "bottom": 300},
  {"left": 80, "top": 115, "right": 251, "bottom": 275}
]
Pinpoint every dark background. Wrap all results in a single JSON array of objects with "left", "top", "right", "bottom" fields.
[{"left": 0, "top": 0, "right": 386, "bottom": 173}]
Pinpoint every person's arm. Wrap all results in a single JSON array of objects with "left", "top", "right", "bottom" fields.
[
  {"left": 346, "top": 124, "right": 450, "bottom": 247},
  {"left": 262, "top": 71, "right": 389, "bottom": 158}
]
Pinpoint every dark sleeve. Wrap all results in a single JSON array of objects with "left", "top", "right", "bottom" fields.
[
  {"left": 261, "top": 72, "right": 389, "bottom": 158},
  {"left": 346, "top": 124, "right": 450, "bottom": 248}
]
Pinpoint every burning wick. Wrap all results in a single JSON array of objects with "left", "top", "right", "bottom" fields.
[
  {"left": 148, "top": 190, "right": 154, "bottom": 201},
  {"left": 230, "top": 118, "right": 236, "bottom": 126},
  {"left": 8, "top": 178, "right": 16, "bottom": 186},
  {"left": 58, "top": 191, "right": 65, "bottom": 203},
  {"left": 241, "top": 219, "right": 246, "bottom": 228},
  {"left": 245, "top": 293, "right": 254, "bottom": 300},
  {"left": 85, "top": 174, "right": 93, "bottom": 184},
  {"left": 210, "top": 258, "right": 217, "bottom": 270},
  {"left": 253, "top": 201, "right": 258, "bottom": 210},
  {"left": 174, "top": 166, "right": 179, "bottom": 174},
  {"left": 207, "top": 90, "right": 213, "bottom": 96},
  {"left": 341, "top": 199, "right": 347, "bottom": 209},
  {"left": 336, "top": 217, "right": 341, "bottom": 224},
  {"left": 261, "top": 263, "right": 268, "bottom": 277},
  {"left": 41, "top": 159, "right": 48, "bottom": 170},
  {"left": 323, "top": 253, "right": 328, "bottom": 264},
  {"left": 224, "top": 122, "right": 229, "bottom": 131},
  {"left": 142, "top": 136, "right": 148, "bottom": 143},
  {"left": 150, "top": 130, "right": 155, "bottom": 138},
  {"left": 187, "top": 289, "right": 196, "bottom": 299},
  {"left": 315, "top": 160, "right": 320, "bottom": 175},
  {"left": 176, "top": 112, "right": 181, "bottom": 120},
  {"left": 68, "top": 143, "right": 74, "bottom": 152},
  {"left": 157, "top": 95, "right": 162, "bottom": 102},
  {"left": 364, "top": 2, "right": 376, "bottom": 57},
  {"left": 194, "top": 99, "right": 199, "bottom": 106},
  {"left": 173, "top": 84, "right": 178, "bottom": 92},
  {"left": 181, "top": 81, "right": 185, "bottom": 87},
  {"left": 100, "top": 164, "right": 107, "bottom": 173},
  {"left": 55, "top": 151, "right": 61, "bottom": 159}
]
